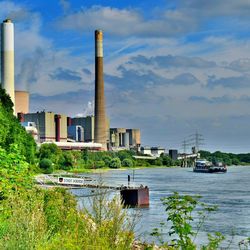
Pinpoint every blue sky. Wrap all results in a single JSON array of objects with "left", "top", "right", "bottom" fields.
[{"left": 1, "top": 0, "right": 250, "bottom": 153}]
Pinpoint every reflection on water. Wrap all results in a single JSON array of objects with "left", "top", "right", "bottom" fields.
[{"left": 72, "top": 166, "right": 250, "bottom": 247}]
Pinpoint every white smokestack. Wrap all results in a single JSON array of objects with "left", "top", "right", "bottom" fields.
[{"left": 1, "top": 19, "right": 15, "bottom": 113}]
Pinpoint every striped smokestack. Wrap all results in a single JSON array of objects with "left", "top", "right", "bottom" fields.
[
  {"left": 1, "top": 19, "right": 15, "bottom": 113},
  {"left": 94, "top": 30, "right": 107, "bottom": 150}
]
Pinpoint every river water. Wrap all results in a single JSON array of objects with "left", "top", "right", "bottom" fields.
[{"left": 73, "top": 166, "right": 250, "bottom": 248}]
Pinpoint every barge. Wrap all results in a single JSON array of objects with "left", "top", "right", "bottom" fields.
[{"left": 194, "top": 159, "right": 227, "bottom": 173}]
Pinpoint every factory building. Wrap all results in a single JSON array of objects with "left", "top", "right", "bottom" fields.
[
  {"left": 15, "top": 91, "right": 29, "bottom": 114},
  {"left": 110, "top": 128, "right": 141, "bottom": 149},
  {"left": 71, "top": 116, "right": 94, "bottom": 142},
  {"left": 140, "top": 146, "right": 165, "bottom": 157},
  {"left": 67, "top": 125, "right": 84, "bottom": 142},
  {"left": 71, "top": 115, "right": 110, "bottom": 145},
  {"left": 169, "top": 149, "right": 178, "bottom": 160},
  {"left": 1, "top": 19, "right": 15, "bottom": 113},
  {"left": 22, "top": 111, "right": 67, "bottom": 142}
]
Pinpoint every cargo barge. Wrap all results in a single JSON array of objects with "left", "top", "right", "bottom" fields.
[{"left": 194, "top": 159, "right": 227, "bottom": 173}]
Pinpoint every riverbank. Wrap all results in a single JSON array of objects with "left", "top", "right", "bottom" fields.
[{"left": 67, "top": 165, "right": 178, "bottom": 174}]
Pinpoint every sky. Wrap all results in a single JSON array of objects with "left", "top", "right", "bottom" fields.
[{"left": 1, "top": 0, "right": 250, "bottom": 153}]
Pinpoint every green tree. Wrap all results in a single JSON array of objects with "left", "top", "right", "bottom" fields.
[
  {"left": 0, "top": 88, "right": 36, "bottom": 163},
  {"left": 161, "top": 156, "right": 173, "bottom": 166},
  {"left": 109, "top": 157, "right": 121, "bottom": 169},
  {"left": 122, "top": 158, "right": 133, "bottom": 167},
  {"left": 59, "top": 151, "right": 73, "bottom": 170},
  {"left": 38, "top": 143, "right": 62, "bottom": 166},
  {"left": 39, "top": 158, "right": 53, "bottom": 174},
  {"left": 95, "top": 160, "right": 105, "bottom": 169},
  {"left": 0, "top": 145, "right": 32, "bottom": 199}
]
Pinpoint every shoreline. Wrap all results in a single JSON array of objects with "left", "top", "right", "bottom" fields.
[{"left": 66, "top": 165, "right": 179, "bottom": 174}]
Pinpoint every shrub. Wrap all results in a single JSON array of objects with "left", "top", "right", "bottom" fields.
[
  {"left": 109, "top": 157, "right": 121, "bottom": 169},
  {"left": 0, "top": 145, "right": 32, "bottom": 199},
  {"left": 59, "top": 152, "right": 73, "bottom": 170},
  {"left": 122, "top": 158, "right": 133, "bottom": 167},
  {"left": 85, "top": 159, "right": 94, "bottom": 169},
  {"left": 102, "top": 156, "right": 112, "bottom": 167},
  {"left": 95, "top": 160, "right": 105, "bottom": 169},
  {"left": 153, "top": 158, "right": 163, "bottom": 166},
  {"left": 39, "top": 158, "right": 53, "bottom": 174}
]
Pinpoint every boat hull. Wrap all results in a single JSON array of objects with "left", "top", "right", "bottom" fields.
[{"left": 193, "top": 168, "right": 227, "bottom": 173}]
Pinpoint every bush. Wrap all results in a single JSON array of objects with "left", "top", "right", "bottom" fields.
[
  {"left": 103, "top": 156, "right": 112, "bottom": 167},
  {"left": 161, "top": 156, "right": 173, "bottom": 166},
  {"left": 85, "top": 159, "right": 94, "bottom": 169},
  {"left": 59, "top": 152, "right": 73, "bottom": 170},
  {"left": 122, "top": 158, "right": 133, "bottom": 167},
  {"left": 95, "top": 160, "right": 105, "bottom": 169},
  {"left": 38, "top": 143, "right": 62, "bottom": 166},
  {"left": 153, "top": 158, "right": 163, "bottom": 166},
  {"left": 109, "top": 157, "right": 121, "bottom": 169},
  {"left": 39, "top": 158, "right": 53, "bottom": 174},
  {"left": 0, "top": 145, "right": 32, "bottom": 199},
  {"left": 0, "top": 188, "right": 136, "bottom": 249}
]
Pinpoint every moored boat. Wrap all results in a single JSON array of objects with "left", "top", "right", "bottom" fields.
[{"left": 194, "top": 159, "right": 227, "bottom": 173}]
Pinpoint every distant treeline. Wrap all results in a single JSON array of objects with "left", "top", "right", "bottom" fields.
[
  {"left": 38, "top": 144, "right": 181, "bottom": 174},
  {"left": 199, "top": 150, "right": 250, "bottom": 165}
]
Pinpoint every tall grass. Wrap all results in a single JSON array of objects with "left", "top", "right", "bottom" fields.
[{"left": 0, "top": 188, "right": 136, "bottom": 250}]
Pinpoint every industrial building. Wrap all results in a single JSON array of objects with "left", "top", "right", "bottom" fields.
[
  {"left": 110, "top": 128, "right": 141, "bottom": 149},
  {"left": 71, "top": 115, "right": 110, "bottom": 145},
  {"left": 169, "top": 149, "right": 178, "bottom": 160},
  {"left": 140, "top": 146, "right": 165, "bottom": 157},
  {"left": 0, "top": 21, "right": 143, "bottom": 153},
  {"left": 67, "top": 125, "right": 84, "bottom": 142},
  {"left": 15, "top": 90, "right": 29, "bottom": 114},
  {"left": 71, "top": 116, "right": 95, "bottom": 142},
  {"left": 21, "top": 111, "right": 67, "bottom": 142},
  {"left": 1, "top": 19, "right": 15, "bottom": 113}
]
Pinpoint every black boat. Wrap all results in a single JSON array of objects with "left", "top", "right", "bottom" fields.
[{"left": 194, "top": 159, "right": 227, "bottom": 173}]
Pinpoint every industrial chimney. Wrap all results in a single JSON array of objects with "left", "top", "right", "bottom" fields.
[
  {"left": 94, "top": 30, "right": 107, "bottom": 150},
  {"left": 1, "top": 19, "right": 15, "bottom": 113}
]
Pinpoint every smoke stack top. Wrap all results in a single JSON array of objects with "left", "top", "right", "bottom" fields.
[
  {"left": 4, "top": 19, "right": 12, "bottom": 23},
  {"left": 95, "top": 30, "right": 103, "bottom": 58}
]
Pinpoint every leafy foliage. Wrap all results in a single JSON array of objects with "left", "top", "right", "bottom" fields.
[
  {"left": 0, "top": 188, "right": 135, "bottom": 250},
  {"left": 151, "top": 192, "right": 226, "bottom": 249},
  {"left": 0, "top": 145, "right": 32, "bottom": 199},
  {"left": 39, "top": 158, "right": 53, "bottom": 174},
  {"left": 122, "top": 158, "right": 134, "bottom": 167},
  {"left": 109, "top": 157, "right": 122, "bottom": 168},
  {"left": 0, "top": 87, "right": 36, "bottom": 163},
  {"left": 200, "top": 150, "right": 250, "bottom": 165}
]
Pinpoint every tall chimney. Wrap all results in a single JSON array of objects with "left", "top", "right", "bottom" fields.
[
  {"left": 94, "top": 30, "right": 107, "bottom": 150},
  {"left": 1, "top": 19, "right": 15, "bottom": 113}
]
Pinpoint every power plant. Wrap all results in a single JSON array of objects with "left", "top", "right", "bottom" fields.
[
  {"left": 0, "top": 20, "right": 144, "bottom": 152},
  {"left": 94, "top": 30, "right": 107, "bottom": 150},
  {"left": 1, "top": 19, "right": 15, "bottom": 113}
]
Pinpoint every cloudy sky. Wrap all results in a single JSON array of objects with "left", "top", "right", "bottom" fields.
[{"left": 1, "top": 0, "right": 250, "bottom": 153}]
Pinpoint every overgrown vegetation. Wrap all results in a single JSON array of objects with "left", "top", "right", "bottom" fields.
[
  {"left": 0, "top": 188, "right": 135, "bottom": 250},
  {"left": 37, "top": 143, "right": 181, "bottom": 172},
  {"left": 150, "top": 192, "right": 241, "bottom": 250},
  {"left": 0, "top": 87, "right": 36, "bottom": 163},
  {"left": 200, "top": 150, "right": 250, "bottom": 165}
]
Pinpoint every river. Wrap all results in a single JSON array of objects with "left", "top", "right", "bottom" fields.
[{"left": 73, "top": 166, "right": 250, "bottom": 248}]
